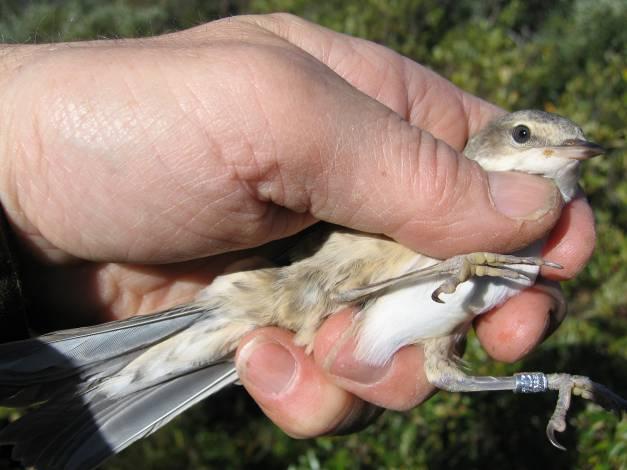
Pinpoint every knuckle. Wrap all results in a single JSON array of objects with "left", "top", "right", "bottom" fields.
[{"left": 400, "top": 124, "right": 472, "bottom": 220}]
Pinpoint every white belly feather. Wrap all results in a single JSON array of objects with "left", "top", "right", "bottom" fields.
[{"left": 355, "top": 244, "right": 544, "bottom": 366}]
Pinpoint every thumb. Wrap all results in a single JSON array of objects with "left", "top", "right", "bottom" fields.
[
  {"left": 321, "top": 119, "right": 563, "bottom": 257},
  {"left": 253, "top": 80, "right": 562, "bottom": 258},
  {"left": 231, "top": 13, "right": 563, "bottom": 257}
]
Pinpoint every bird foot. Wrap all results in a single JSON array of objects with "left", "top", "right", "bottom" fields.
[
  {"left": 544, "top": 373, "right": 627, "bottom": 450},
  {"left": 431, "top": 252, "right": 562, "bottom": 303},
  {"left": 333, "top": 252, "right": 561, "bottom": 305},
  {"left": 424, "top": 339, "right": 625, "bottom": 451}
]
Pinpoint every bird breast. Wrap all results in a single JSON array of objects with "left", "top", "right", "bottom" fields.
[{"left": 354, "top": 244, "right": 543, "bottom": 367}]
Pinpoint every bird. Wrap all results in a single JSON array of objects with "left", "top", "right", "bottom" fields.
[{"left": 0, "top": 110, "right": 624, "bottom": 470}]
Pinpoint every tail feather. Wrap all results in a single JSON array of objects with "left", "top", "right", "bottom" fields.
[
  {"left": 0, "top": 303, "right": 241, "bottom": 469},
  {"left": 1, "top": 362, "right": 238, "bottom": 470},
  {"left": 0, "top": 304, "right": 210, "bottom": 406}
]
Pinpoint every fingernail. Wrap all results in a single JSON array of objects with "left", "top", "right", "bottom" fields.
[
  {"left": 488, "top": 171, "right": 560, "bottom": 220},
  {"left": 237, "top": 336, "right": 296, "bottom": 395},
  {"left": 329, "top": 337, "right": 391, "bottom": 385}
]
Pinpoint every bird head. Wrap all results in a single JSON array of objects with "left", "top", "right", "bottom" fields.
[{"left": 464, "top": 110, "right": 604, "bottom": 202}]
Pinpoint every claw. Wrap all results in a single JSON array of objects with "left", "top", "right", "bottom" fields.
[
  {"left": 544, "top": 374, "right": 627, "bottom": 451},
  {"left": 512, "top": 272, "right": 532, "bottom": 283},
  {"left": 431, "top": 278, "right": 458, "bottom": 304},
  {"left": 431, "top": 290, "right": 445, "bottom": 304},
  {"left": 546, "top": 425, "right": 567, "bottom": 451},
  {"left": 543, "top": 261, "right": 563, "bottom": 269},
  {"left": 586, "top": 382, "right": 627, "bottom": 415}
]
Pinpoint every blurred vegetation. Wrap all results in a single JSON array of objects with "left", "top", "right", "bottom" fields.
[{"left": 0, "top": 0, "right": 625, "bottom": 468}]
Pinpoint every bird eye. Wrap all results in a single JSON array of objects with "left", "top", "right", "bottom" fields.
[{"left": 512, "top": 125, "right": 531, "bottom": 144}]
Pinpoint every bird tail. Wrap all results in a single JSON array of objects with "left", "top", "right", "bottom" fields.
[{"left": 0, "top": 304, "right": 240, "bottom": 470}]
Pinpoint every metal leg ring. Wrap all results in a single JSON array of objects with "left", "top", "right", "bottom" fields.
[{"left": 514, "top": 372, "right": 548, "bottom": 393}]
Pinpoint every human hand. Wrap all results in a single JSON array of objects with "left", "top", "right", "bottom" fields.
[{"left": 0, "top": 14, "right": 594, "bottom": 437}]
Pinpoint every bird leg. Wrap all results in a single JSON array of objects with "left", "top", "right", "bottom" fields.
[
  {"left": 429, "top": 253, "right": 561, "bottom": 303},
  {"left": 423, "top": 336, "right": 627, "bottom": 450},
  {"left": 333, "top": 252, "right": 561, "bottom": 304}
]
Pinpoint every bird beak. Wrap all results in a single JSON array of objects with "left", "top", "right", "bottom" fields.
[{"left": 550, "top": 139, "right": 605, "bottom": 160}]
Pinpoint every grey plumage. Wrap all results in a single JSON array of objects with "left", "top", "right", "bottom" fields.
[
  {"left": 2, "top": 362, "right": 237, "bottom": 470},
  {"left": 0, "top": 303, "right": 235, "bottom": 469}
]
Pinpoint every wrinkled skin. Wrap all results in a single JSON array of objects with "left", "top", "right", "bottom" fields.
[{"left": 0, "top": 14, "right": 594, "bottom": 437}]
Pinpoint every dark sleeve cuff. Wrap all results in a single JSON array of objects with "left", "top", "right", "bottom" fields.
[{"left": 0, "top": 204, "right": 29, "bottom": 342}]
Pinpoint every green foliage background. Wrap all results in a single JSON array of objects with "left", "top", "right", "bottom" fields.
[{"left": 0, "top": 0, "right": 625, "bottom": 468}]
